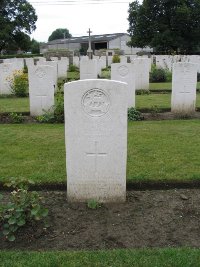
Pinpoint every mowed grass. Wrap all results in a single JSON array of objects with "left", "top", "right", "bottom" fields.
[
  {"left": 0, "top": 97, "right": 29, "bottom": 113},
  {"left": 1, "top": 93, "right": 200, "bottom": 113},
  {"left": 0, "top": 120, "right": 200, "bottom": 184},
  {"left": 0, "top": 124, "right": 65, "bottom": 183},
  {"left": 150, "top": 81, "right": 200, "bottom": 90},
  {"left": 136, "top": 93, "right": 200, "bottom": 110},
  {"left": 1, "top": 248, "right": 200, "bottom": 267}
]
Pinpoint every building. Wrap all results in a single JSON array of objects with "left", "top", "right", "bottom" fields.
[{"left": 41, "top": 33, "right": 152, "bottom": 55}]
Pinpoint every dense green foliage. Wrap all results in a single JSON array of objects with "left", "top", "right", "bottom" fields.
[
  {"left": 30, "top": 39, "right": 40, "bottom": 54},
  {"left": 128, "top": 107, "right": 144, "bottom": 121},
  {"left": 112, "top": 54, "right": 120, "bottom": 63},
  {"left": 128, "top": 0, "right": 200, "bottom": 53},
  {"left": 150, "top": 65, "right": 167, "bottom": 82},
  {"left": 48, "top": 28, "right": 72, "bottom": 42},
  {"left": 9, "top": 70, "right": 29, "bottom": 97},
  {"left": 0, "top": 0, "right": 37, "bottom": 53}
]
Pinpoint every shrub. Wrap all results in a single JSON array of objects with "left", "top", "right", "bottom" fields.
[
  {"left": 112, "top": 54, "right": 120, "bottom": 63},
  {"left": 128, "top": 107, "right": 144, "bottom": 121},
  {"left": 8, "top": 70, "right": 29, "bottom": 97},
  {"left": 0, "top": 177, "right": 48, "bottom": 242},
  {"left": 150, "top": 65, "right": 167, "bottom": 83},
  {"left": 9, "top": 112, "right": 24, "bottom": 123}
]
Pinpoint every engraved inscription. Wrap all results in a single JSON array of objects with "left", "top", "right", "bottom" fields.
[
  {"left": 82, "top": 88, "right": 110, "bottom": 116},
  {"left": 118, "top": 65, "right": 129, "bottom": 77},
  {"left": 86, "top": 141, "right": 107, "bottom": 178},
  {"left": 35, "top": 67, "right": 46, "bottom": 78}
]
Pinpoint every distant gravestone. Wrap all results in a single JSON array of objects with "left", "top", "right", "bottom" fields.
[
  {"left": 120, "top": 56, "right": 127, "bottom": 64},
  {"left": 0, "top": 63, "right": 13, "bottom": 94},
  {"left": 80, "top": 58, "right": 98, "bottom": 79},
  {"left": 64, "top": 79, "right": 128, "bottom": 202},
  {"left": 171, "top": 62, "right": 197, "bottom": 115},
  {"left": 107, "top": 56, "right": 113, "bottom": 66},
  {"left": 73, "top": 56, "right": 80, "bottom": 67},
  {"left": 37, "top": 60, "right": 58, "bottom": 91},
  {"left": 111, "top": 63, "right": 135, "bottom": 108},
  {"left": 58, "top": 59, "right": 68, "bottom": 78},
  {"left": 28, "top": 65, "right": 55, "bottom": 116},
  {"left": 25, "top": 58, "right": 34, "bottom": 69},
  {"left": 134, "top": 58, "right": 149, "bottom": 90}
]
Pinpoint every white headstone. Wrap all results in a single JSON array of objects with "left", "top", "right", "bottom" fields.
[
  {"left": 111, "top": 63, "right": 135, "bottom": 108},
  {"left": 134, "top": 58, "right": 149, "bottom": 90},
  {"left": 80, "top": 59, "right": 98, "bottom": 79},
  {"left": 107, "top": 56, "right": 113, "bottom": 66},
  {"left": 120, "top": 56, "right": 127, "bottom": 64},
  {"left": 28, "top": 65, "right": 55, "bottom": 116},
  {"left": 58, "top": 59, "right": 68, "bottom": 78},
  {"left": 73, "top": 56, "right": 80, "bottom": 68},
  {"left": 171, "top": 62, "right": 197, "bottom": 114},
  {"left": 37, "top": 61, "right": 58, "bottom": 91},
  {"left": 64, "top": 79, "right": 128, "bottom": 202},
  {"left": 25, "top": 58, "right": 34, "bottom": 68},
  {"left": 0, "top": 63, "right": 13, "bottom": 94}
]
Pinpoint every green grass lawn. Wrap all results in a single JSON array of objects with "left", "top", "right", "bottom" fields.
[
  {"left": 1, "top": 248, "right": 200, "bottom": 267},
  {"left": 0, "top": 97, "right": 29, "bottom": 113},
  {"left": 136, "top": 93, "right": 200, "bottom": 110},
  {"left": 1, "top": 93, "right": 200, "bottom": 113},
  {"left": 0, "top": 120, "right": 200, "bottom": 184},
  {"left": 150, "top": 82, "right": 200, "bottom": 90}
]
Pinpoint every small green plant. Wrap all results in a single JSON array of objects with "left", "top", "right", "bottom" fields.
[
  {"left": 128, "top": 107, "right": 144, "bottom": 121},
  {"left": 0, "top": 177, "right": 48, "bottom": 242},
  {"left": 35, "top": 108, "right": 55, "bottom": 123},
  {"left": 9, "top": 112, "right": 24, "bottom": 123},
  {"left": 112, "top": 54, "right": 120, "bottom": 63},
  {"left": 36, "top": 93, "right": 64, "bottom": 123},
  {"left": 87, "top": 199, "right": 101, "bottom": 209},
  {"left": 150, "top": 105, "right": 161, "bottom": 117},
  {"left": 7, "top": 70, "right": 29, "bottom": 97}
]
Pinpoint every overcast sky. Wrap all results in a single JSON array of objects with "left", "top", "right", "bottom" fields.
[{"left": 28, "top": 0, "right": 138, "bottom": 42}]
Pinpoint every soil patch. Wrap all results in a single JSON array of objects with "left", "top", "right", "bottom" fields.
[{"left": 1, "top": 188, "right": 200, "bottom": 250}]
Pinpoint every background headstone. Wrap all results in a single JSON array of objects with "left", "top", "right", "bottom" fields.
[
  {"left": 171, "top": 62, "right": 197, "bottom": 115},
  {"left": 111, "top": 63, "right": 135, "bottom": 108},
  {"left": 0, "top": 63, "right": 13, "bottom": 94},
  {"left": 28, "top": 65, "right": 55, "bottom": 116}
]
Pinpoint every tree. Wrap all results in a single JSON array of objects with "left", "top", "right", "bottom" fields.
[
  {"left": 0, "top": 0, "right": 37, "bottom": 53},
  {"left": 30, "top": 39, "right": 40, "bottom": 54},
  {"left": 127, "top": 0, "right": 200, "bottom": 53},
  {"left": 48, "top": 28, "right": 72, "bottom": 42}
]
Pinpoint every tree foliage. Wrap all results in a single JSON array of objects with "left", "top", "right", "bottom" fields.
[
  {"left": 127, "top": 0, "right": 200, "bottom": 53},
  {"left": 0, "top": 0, "right": 37, "bottom": 53},
  {"left": 48, "top": 28, "right": 72, "bottom": 42},
  {"left": 30, "top": 39, "right": 40, "bottom": 54}
]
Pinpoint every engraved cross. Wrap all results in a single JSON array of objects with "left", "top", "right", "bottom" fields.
[{"left": 86, "top": 141, "right": 107, "bottom": 178}]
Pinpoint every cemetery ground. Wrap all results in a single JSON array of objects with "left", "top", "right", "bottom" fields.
[
  {"left": 1, "top": 120, "right": 200, "bottom": 266},
  {"left": 1, "top": 80, "right": 200, "bottom": 266}
]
